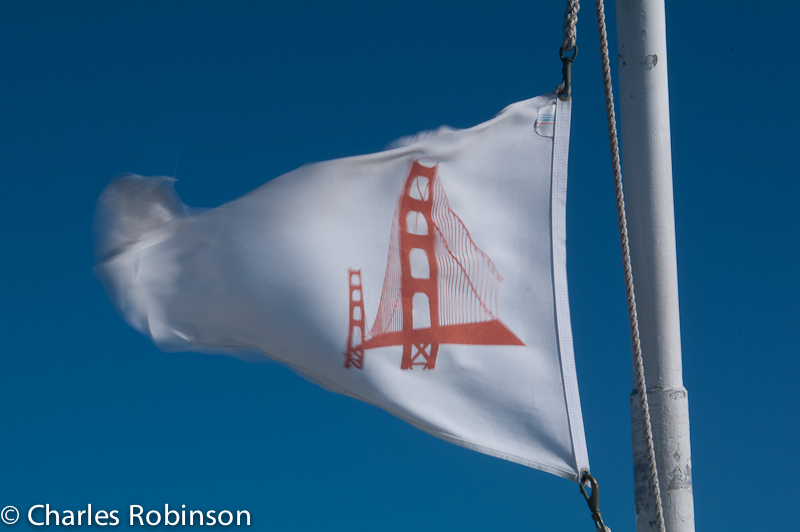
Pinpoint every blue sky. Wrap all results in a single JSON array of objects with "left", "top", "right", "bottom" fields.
[{"left": 1, "top": 1, "right": 797, "bottom": 531}]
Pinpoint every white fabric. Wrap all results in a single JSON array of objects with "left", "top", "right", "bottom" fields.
[{"left": 94, "top": 91, "right": 589, "bottom": 481}]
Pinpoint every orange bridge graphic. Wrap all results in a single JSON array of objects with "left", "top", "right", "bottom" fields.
[{"left": 345, "top": 161, "right": 524, "bottom": 370}]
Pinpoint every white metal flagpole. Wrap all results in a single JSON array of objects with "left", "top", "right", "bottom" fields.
[{"left": 615, "top": 0, "right": 696, "bottom": 531}]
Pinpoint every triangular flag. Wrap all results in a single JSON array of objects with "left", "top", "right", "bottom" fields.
[{"left": 94, "top": 91, "right": 589, "bottom": 480}]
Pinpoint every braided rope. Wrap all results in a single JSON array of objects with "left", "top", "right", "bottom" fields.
[
  {"left": 593, "top": 1, "right": 666, "bottom": 531},
  {"left": 562, "top": 0, "right": 580, "bottom": 52}
]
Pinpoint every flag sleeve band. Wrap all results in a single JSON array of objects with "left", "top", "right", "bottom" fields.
[{"left": 552, "top": 96, "right": 590, "bottom": 479}]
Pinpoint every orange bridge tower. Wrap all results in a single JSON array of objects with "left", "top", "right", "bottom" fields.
[{"left": 344, "top": 160, "right": 524, "bottom": 370}]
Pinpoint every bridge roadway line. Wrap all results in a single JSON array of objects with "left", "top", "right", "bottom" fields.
[{"left": 358, "top": 320, "right": 524, "bottom": 350}]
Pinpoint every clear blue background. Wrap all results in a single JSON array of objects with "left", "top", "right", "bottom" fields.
[{"left": 1, "top": 1, "right": 797, "bottom": 530}]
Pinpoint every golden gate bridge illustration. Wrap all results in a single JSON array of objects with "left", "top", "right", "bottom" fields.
[{"left": 345, "top": 160, "right": 524, "bottom": 370}]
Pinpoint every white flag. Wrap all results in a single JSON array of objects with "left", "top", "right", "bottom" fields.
[{"left": 94, "top": 92, "right": 589, "bottom": 481}]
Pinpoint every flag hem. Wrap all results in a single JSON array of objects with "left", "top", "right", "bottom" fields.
[{"left": 552, "top": 95, "right": 591, "bottom": 479}]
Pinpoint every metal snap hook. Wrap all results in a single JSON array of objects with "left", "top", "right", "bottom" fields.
[
  {"left": 579, "top": 471, "right": 609, "bottom": 531},
  {"left": 558, "top": 45, "right": 578, "bottom": 100}
]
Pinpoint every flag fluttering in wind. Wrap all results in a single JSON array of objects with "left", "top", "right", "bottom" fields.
[{"left": 94, "top": 91, "right": 589, "bottom": 481}]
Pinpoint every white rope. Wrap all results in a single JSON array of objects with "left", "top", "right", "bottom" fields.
[
  {"left": 592, "top": 1, "right": 667, "bottom": 531},
  {"left": 562, "top": 0, "right": 580, "bottom": 52}
]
